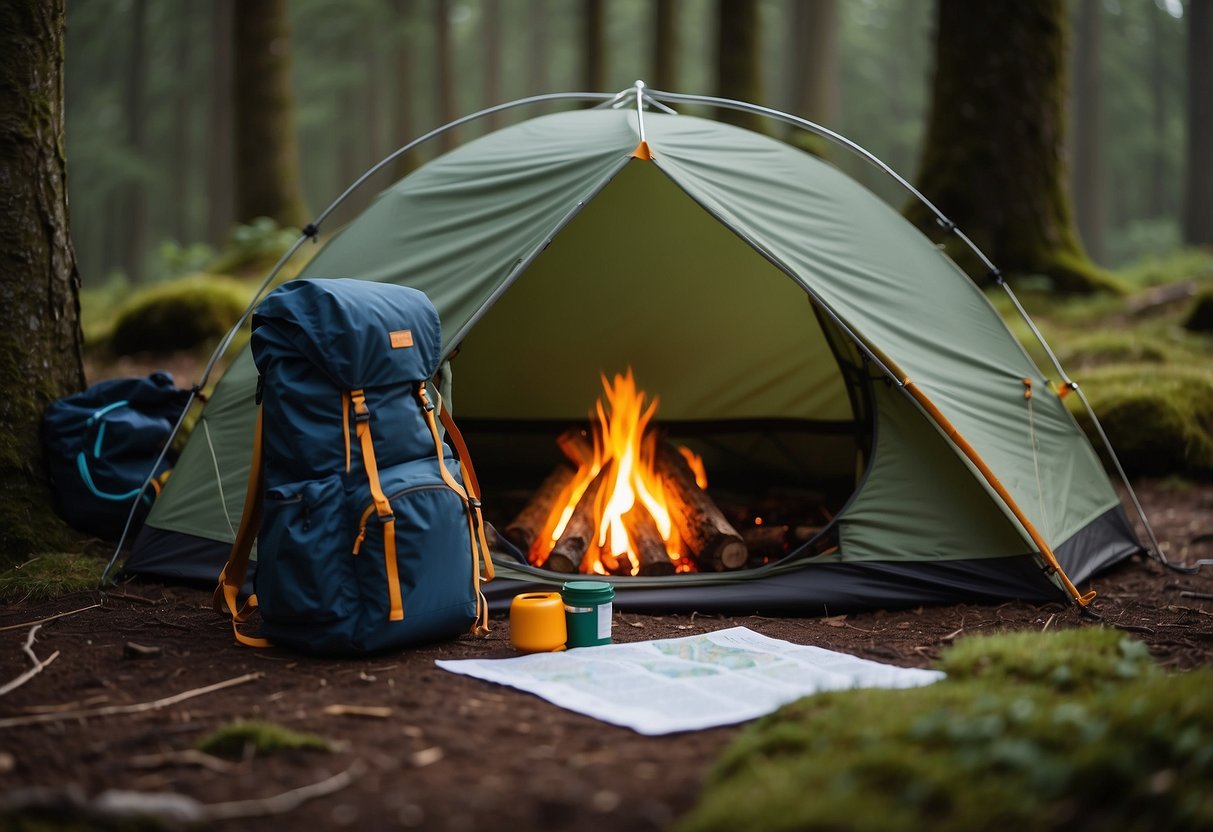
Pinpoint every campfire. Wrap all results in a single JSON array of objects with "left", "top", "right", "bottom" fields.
[{"left": 502, "top": 369, "right": 777, "bottom": 576}]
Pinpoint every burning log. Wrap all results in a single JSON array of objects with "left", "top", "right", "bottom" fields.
[
  {"left": 622, "top": 506, "right": 676, "bottom": 576},
  {"left": 544, "top": 464, "right": 611, "bottom": 573},
  {"left": 503, "top": 465, "right": 576, "bottom": 557},
  {"left": 556, "top": 428, "right": 595, "bottom": 468},
  {"left": 654, "top": 443, "right": 748, "bottom": 571}
]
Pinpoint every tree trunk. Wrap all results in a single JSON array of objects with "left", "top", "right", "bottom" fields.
[
  {"left": 714, "top": 0, "right": 765, "bottom": 133},
  {"left": 0, "top": 0, "right": 87, "bottom": 560},
  {"left": 172, "top": 3, "right": 195, "bottom": 245},
  {"left": 391, "top": 0, "right": 424, "bottom": 179},
  {"left": 583, "top": 0, "right": 605, "bottom": 91},
  {"left": 1185, "top": 0, "right": 1213, "bottom": 245},
  {"left": 434, "top": 0, "right": 458, "bottom": 153},
  {"left": 123, "top": 0, "right": 147, "bottom": 282},
  {"left": 527, "top": 0, "right": 549, "bottom": 97},
  {"left": 1148, "top": 3, "right": 1168, "bottom": 220},
  {"left": 482, "top": 0, "right": 503, "bottom": 131},
  {"left": 207, "top": 0, "right": 235, "bottom": 246},
  {"left": 785, "top": 0, "right": 837, "bottom": 156},
  {"left": 788, "top": 0, "right": 837, "bottom": 125},
  {"left": 232, "top": 0, "right": 309, "bottom": 229},
  {"left": 906, "top": 0, "right": 1117, "bottom": 294},
  {"left": 652, "top": 0, "right": 678, "bottom": 90},
  {"left": 1071, "top": 0, "right": 1104, "bottom": 262}
]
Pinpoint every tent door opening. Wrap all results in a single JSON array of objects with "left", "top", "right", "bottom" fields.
[{"left": 448, "top": 159, "right": 877, "bottom": 574}]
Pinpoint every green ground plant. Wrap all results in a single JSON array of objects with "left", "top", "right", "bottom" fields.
[
  {"left": 195, "top": 721, "right": 332, "bottom": 759},
  {"left": 680, "top": 629, "right": 1213, "bottom": 832},
  {"left": 0, "top": 554, "right": 103, "bottom": 603}
]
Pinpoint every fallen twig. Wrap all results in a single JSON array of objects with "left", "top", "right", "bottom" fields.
[
  {"left": 1178, "top": 591, "right": 1213, "bottom": 601},
  {"left": 0, "top": 671, "right": 262, "bottom": 729},
  {"left": 0, "top": 760, "right": 364, "bottom": 824},
  {"left": 1041, "top": 614, "right": 1056, "bottom": 632},
  {"left": 129, "top": 749, "right": 238, "bottom": 774},
  {"left": 323, "top": 704, "right": 393, "bottom": 719},
  {"left": 0, "top": 625, "right": 61, "bottom": 698},
  {"left": 0, "top": 602, "right": 102, "bottom": 633}
]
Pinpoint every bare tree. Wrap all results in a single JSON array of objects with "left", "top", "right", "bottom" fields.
[
  {"left": 1071, "top": 0, "right": 1104, "bottom": 262},
  {"left": 207, "top": 0, "right": 235, "bottom": 245},
  {"left": 0, "top": 0, "right": 86, "bottom": 559},
  {"left": 123, "top": 0, "right": 148, "bottom": 281},
  {"left": 714, "top": 0, "right": 765, "bottom": 133},
  {"left": 435, "top": 0, "right": 458, "bottom": 152},
  {"left": 232, "top": 0, "right": 309, "bottom": 228},
  {"left": 653, "top": 0, "right": 678, "bottom": 90},
  {"left": 483, "top": 0, "right": 503, "bottom": 130},
  {"left": 1185, "top": 0, "right": 1213, "bottom": 245},
  {"left": 583, "top": 0, "right": 605, "bottom": 90}
]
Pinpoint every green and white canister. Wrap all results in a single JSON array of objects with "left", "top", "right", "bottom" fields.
[{"left": 561, "top": 580, "right": 614, "bottom": 647}]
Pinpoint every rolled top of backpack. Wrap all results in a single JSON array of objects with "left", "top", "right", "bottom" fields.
[{"left": 252, "top": 278, "right": 442, "bottom": 388}]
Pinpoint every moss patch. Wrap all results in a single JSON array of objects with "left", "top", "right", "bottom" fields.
[
  {"left": 107, "top": 276, "right": 251, "bottom": 356},
  {"left": 195, "top": 721, "right": 332, "bottom": 759},
  {"left": 1184, "top": 288, "right": 1213, "bottom": 333},
  {"left": 1069, "top": 365, "right": 1213, "bottom": 478},
  {"left": 680, "top": 630, "right": 1213, "bottom": 832},
  {"left": 0, "top": 554, "right": 102, "bottom": 603}
]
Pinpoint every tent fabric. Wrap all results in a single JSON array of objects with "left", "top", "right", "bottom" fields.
[{"left": 128, "top": 106, "right": 1139, "bottom": 609}]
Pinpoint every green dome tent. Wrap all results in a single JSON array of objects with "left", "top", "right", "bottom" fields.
[{"left": 124, "top": 89, "right": 1143, "bottom": 613}]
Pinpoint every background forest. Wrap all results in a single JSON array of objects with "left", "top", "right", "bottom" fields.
[{"left": 65, "top": 0, "right": 1197, "bottom": 287}]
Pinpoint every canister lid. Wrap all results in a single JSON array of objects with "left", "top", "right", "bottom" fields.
[{"left": 561, "top": 580, "right": 615, "bottom": 603}]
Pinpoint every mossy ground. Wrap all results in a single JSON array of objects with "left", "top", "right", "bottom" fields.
[
  {"left": 991, "top": 248, "right": 1213, "bottom": 479},
  {"left": 0, "top": 553, "right": 103, "bottom": 603},
  {"left": 680, "top": 629, "right": 1213, "bottom": 832},
  {"left": 195, "top": 720, "right": 333, "bottom": 759}
]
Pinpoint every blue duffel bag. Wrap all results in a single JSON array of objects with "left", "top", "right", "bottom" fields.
[{"left": 41, "top": 372, "right": 191, "bottom": 539}]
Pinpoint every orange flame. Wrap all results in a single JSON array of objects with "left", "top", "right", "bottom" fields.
[{"left": 532, "top": 369, "right": 705, "bottom": 575}]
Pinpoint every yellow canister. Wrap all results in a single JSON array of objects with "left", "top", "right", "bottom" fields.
[{"left": 509, "top": 592, "right": 567, "bottom": 653}]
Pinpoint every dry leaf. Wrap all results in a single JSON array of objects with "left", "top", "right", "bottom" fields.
[{"left": 822, "top": 615, "right": 848, "bottom": 628}]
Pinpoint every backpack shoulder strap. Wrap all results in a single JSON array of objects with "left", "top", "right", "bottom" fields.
[
  {"left": 214, "top": 404, "right": 272, "bottom": 648},
  {"left": 418, "top": 383, "right": 495, "bottom": 635}
]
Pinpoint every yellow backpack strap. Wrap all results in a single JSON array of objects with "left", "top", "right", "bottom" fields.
[
  {"left": 214, "top": 405, "right": 272, "bottom": 648},
  {"left": 350, "top": 389, "right": 404, "bottom": 622},
  {"left": 418, "top": 382, "right": 494, "bottom": 635}
]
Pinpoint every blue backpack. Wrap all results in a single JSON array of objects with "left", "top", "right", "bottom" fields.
[
  {"left": 41, "top": 372, "right": 191, "bottom": 540},
  {"left": 215, "top": 279, "right": 494, "bottom": 655}
]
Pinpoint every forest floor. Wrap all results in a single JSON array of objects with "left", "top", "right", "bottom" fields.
[{"left": 1, "top": 480, "right": 1212, "bottom": 832}]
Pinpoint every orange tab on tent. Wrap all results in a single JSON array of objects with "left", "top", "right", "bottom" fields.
[{"left": 631, "top": 140, "right": 653, "bottom": 160}]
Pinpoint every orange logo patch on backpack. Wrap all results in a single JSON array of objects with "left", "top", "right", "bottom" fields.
[{"left": 389, "top": 330, "right": 414, "bottom": 349}]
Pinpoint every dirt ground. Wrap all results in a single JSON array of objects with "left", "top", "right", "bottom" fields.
[{"left": 2, "top": 481, "right": 1211, "bottom": 831}]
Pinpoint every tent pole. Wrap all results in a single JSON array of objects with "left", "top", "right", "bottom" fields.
[
  {"left": 643, "top": 87, "right": 1162, "bottom": 567},
  {"left": 101, "top": 89, "right": 632, "bottom": 587}
]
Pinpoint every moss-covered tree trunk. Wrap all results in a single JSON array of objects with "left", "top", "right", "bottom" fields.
[
  {"left": 785, "top": 0, "right": 837, "bottom": 157},
  {"left": 714, "top": 0, "right": 765, "bottom": 133},
  {"left": 434, "top": 0, "right": 458, "bottom": 153},
  {"left": 233, "top": 0, "right": 309, "bottom": 229},
  {"left": 907, "top": 0, "right": 1117, "bottom": 294},
  {"left": 0, "top": 0, "right": 87, "bottom": 561},
  {"left": 1070, "top": 0, "right": 1104, "bottom": 263},
  {"left": 207, "top": 0, "right": 235, "bottom": 246}
]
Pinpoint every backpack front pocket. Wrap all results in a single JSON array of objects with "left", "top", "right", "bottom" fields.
[{"left": 257, "top": 475, "right": 356, "bottom": 624}]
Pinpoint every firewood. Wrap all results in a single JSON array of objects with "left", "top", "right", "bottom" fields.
[
  {"left": 623, "top": 506, "right": 675, "bottom": 576},
  {"left": 556, "top": 428, "right": 595, "bottom": 467},
  {"left": 742, "top": 525, "right": 792, "bottom": 561},
  {"left": 502, "top": 464, "right": 576, "bottom": 557},
  {"left": 654, "top": 443, "right": 747, "bottom": 571},
  {"left": 544, "top": 464, "right": 611, "bottom": 573}
]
